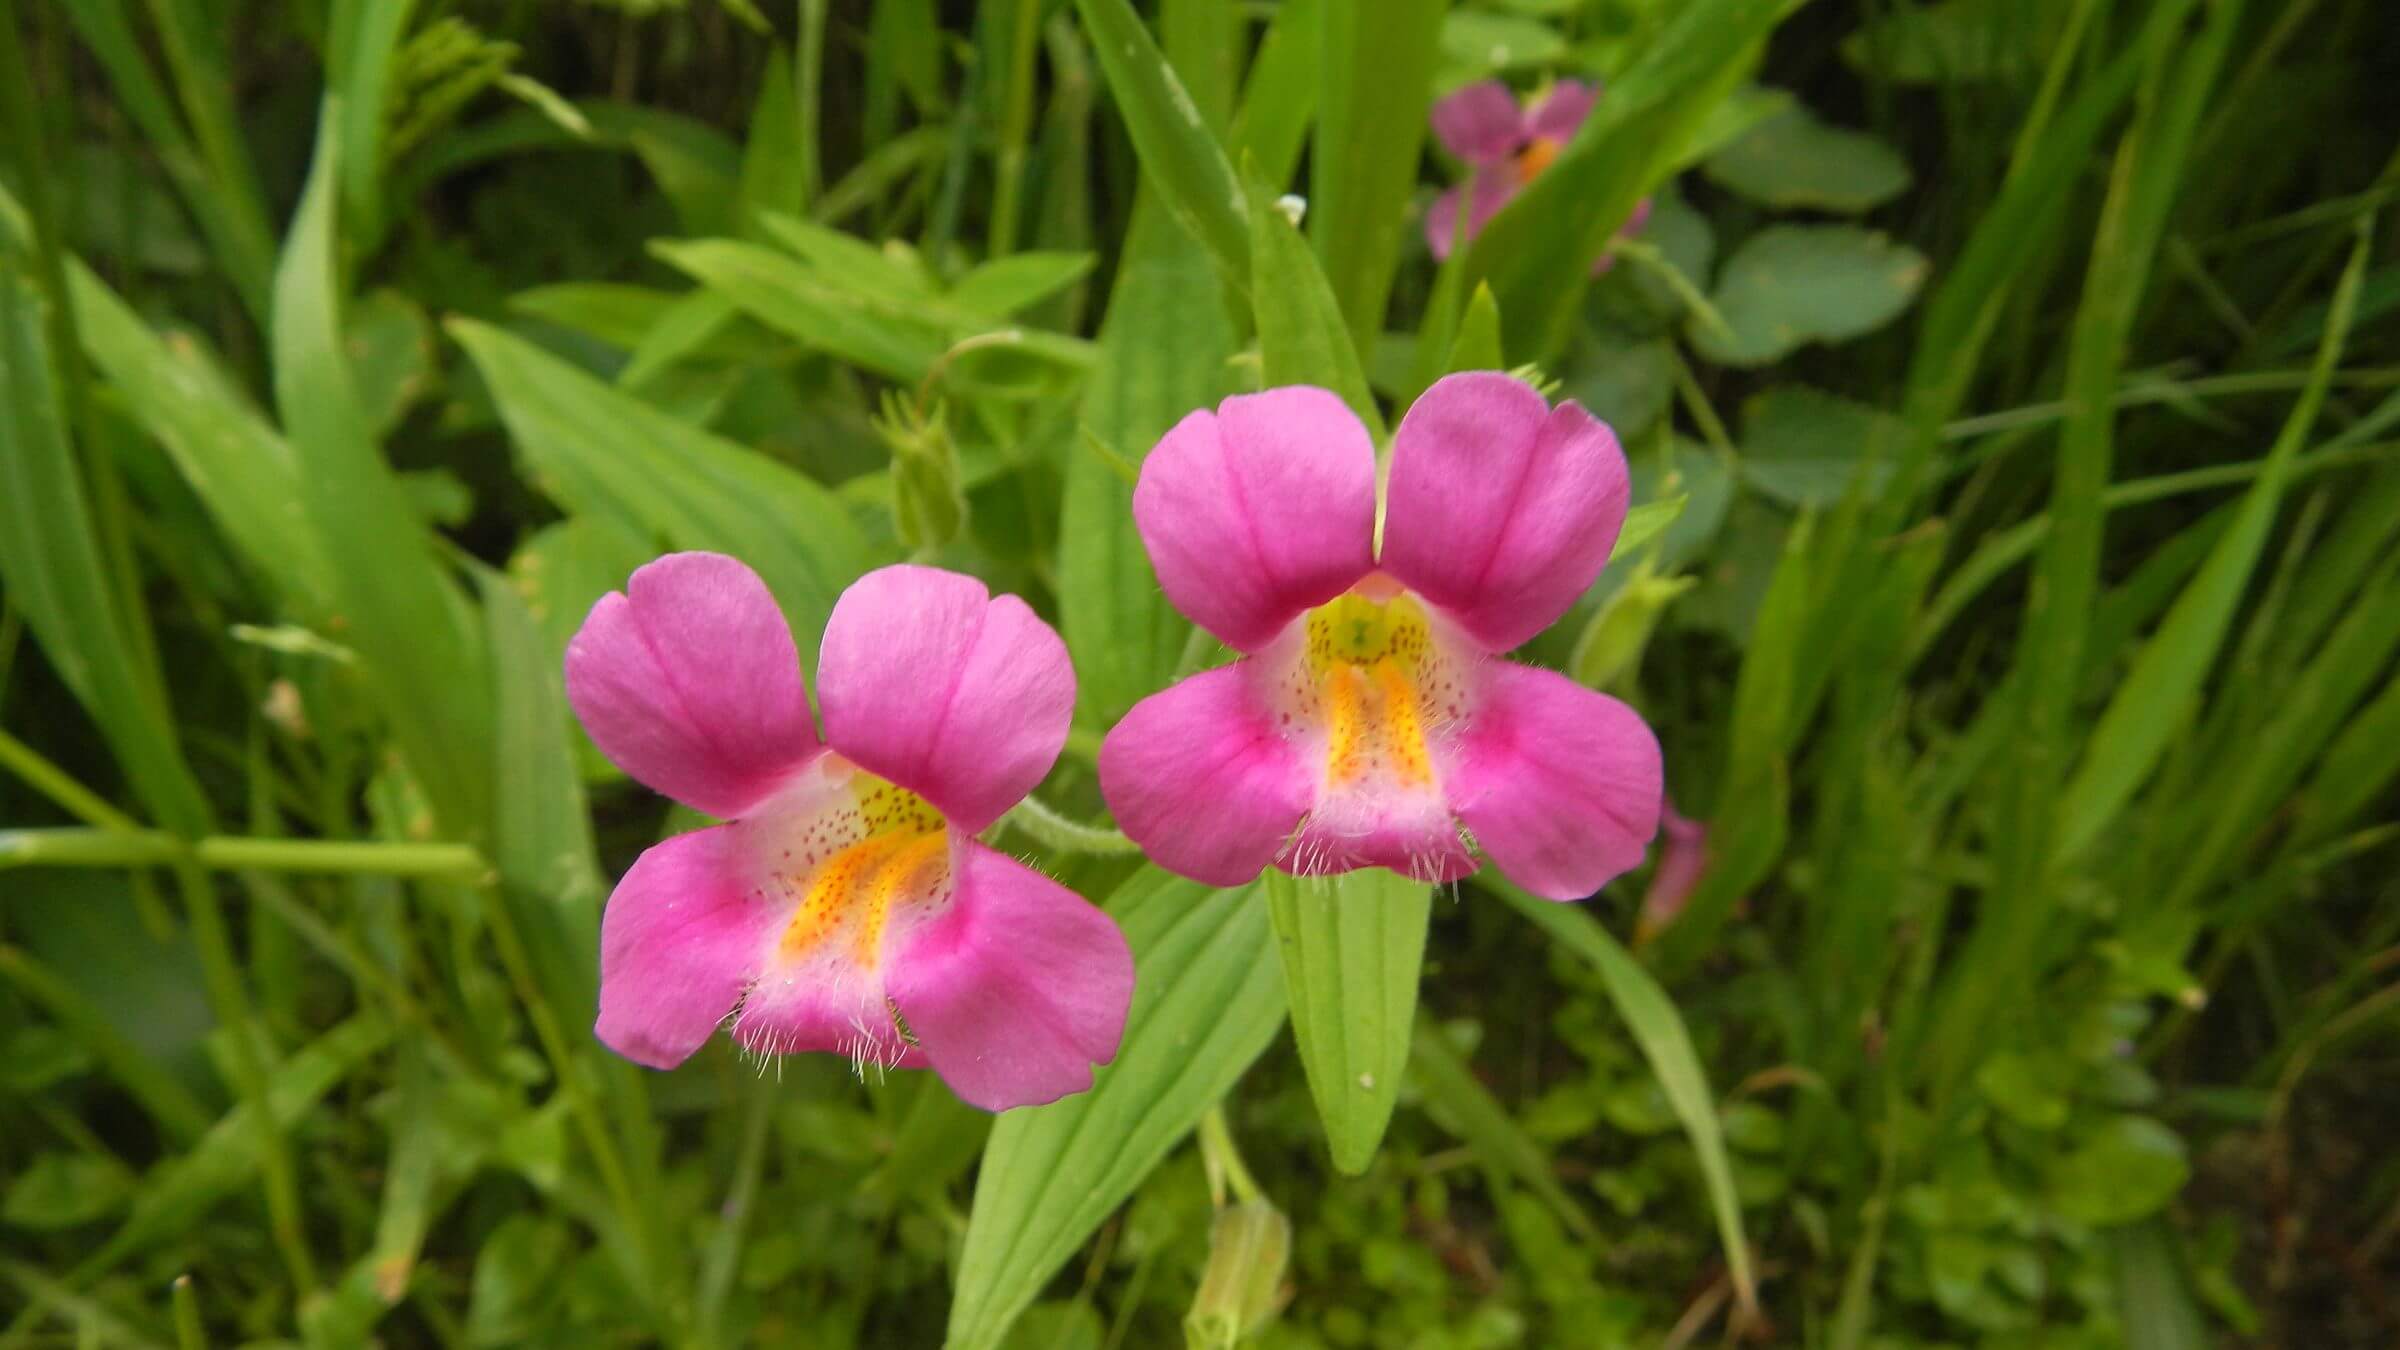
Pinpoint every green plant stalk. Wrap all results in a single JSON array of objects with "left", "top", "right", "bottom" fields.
[
  {"left": 0, "top": 727, "right": 144, "bottom": 832},
  {"left": 985, "top": 0, "right": 1042, "bottom": 257},
  {"left": 995, "top": 794, "right": 1140, "bottom": 856},
  {"left": 0, "top": 828, "right": 488, "bottom": 877}
]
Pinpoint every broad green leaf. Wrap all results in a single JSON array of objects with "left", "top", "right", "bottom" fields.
[
  {"left": 2054, "top": 226, "right": 2367, "bottom": 864},
  {"left": 1702, "top": 102, "right": 1912, "bottom": 212},
  {"left": 1068, "top": 0, "right": 1248, "bottom": 285},
  {"left": 655, "top": 238, "right": 948, "bottom": 381},
  {"left": 1562, "top": 326, "right": 1674, "bottom": 439},
  {"left": 448, "top": 318, "right": 873, "bottom": 666},
  {"left": 1690, "top": 225, "right": 1930, "bottom": 367},
  {"left": 946, "top": 869, "right": 1284, "bottom": 1350},
  {"left": 1057, "top": 197, "right": 1234, "bottom": 729},
  {"left": 1737, "top": 385, "right": 1906, "bottom": 507},
  {"left": 1436, "top": 11, "right": 1566, "bottom": 78},
  {"left": 1494, "top": 881, "right": 1757, "bottom": 1317},
  {"left": 1314, "top": 0, "right": 1444, "bottom": 358},
  {"left": 949, "top": 251, "right": 1097, "bottom": 317},
  {"left": 273, "top": 117, "right": 490, "bottom": 834},
  {"left": 2046, "top": 1116, "right": 2189, "bottom": 1225},
  {"left": 1444, "top": 282, "right": 1505, "bottom": 374},
  {"left": 1250, "top": 172, "right": 1379, "bottom": 431},
  {"left": 1265, "top": 869, "right": 1427, "bottom": 1174}
]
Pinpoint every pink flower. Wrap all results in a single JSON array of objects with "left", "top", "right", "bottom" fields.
[
  {"left": 566, "top": 553, "right": 1133, "bottom": 1111},
  {"left": 1098, "top": 375, "right": 1664, "bottom": 901},
  {"left": 1424, "top": 79, "right": 1653, "bottom": 272},
  {"left": 1634, "top": 804, "right": 1708, "bottom": 946}
]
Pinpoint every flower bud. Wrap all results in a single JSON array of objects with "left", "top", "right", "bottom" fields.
[{"left": 1184, "top": 1201, "right": 1290, "bottom": 1349}]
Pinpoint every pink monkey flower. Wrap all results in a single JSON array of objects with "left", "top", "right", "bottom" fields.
[
  {"left": 1425, "top": 79, "right": 1653, "bottom": 272},
  {"left": 566, "top": 554, "right": 1133, "bottom": 1112},
  {"left": 1098, "top": 374, "right": 1663, "bottom": 901}
]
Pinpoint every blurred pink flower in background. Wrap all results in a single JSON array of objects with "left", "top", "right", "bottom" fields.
[
  {"left": 1424, "top": 78, "right": 1654, "bottom": 272},
  {"left": 566, "top": 553, "right": 1131, "bottom": 1112}
]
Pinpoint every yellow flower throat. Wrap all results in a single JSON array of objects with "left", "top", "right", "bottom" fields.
[
  {"left": 777, "top": 774, "right": 948, "bottom": 969},
  {"left": 1304, "top": 592, "right": 1437, "bottom": 790}
]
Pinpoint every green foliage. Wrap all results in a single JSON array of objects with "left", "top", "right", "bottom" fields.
[{"left": 3, "top": 1, "right": 2396, "bottom": 1346}]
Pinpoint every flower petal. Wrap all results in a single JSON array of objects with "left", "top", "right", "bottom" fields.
[
  {"left": 565, "top": 551, "right": 819, "bottom": 820},
  {"left": 816, "top": 565, "right": 1074, "bottom": 835},
  {"left": 1525, "top": 79, "right": 1599, "bottom": 144},
  {"left": 1430, "top": 80, "right": 1525, "bottom": 163},
  {"left": 594, "top": 825, "right": 778, "bottom": 1070},
  {"left": 1099, "top": 664, "right": 1313, "bottom": 887},
  {"left": 1380, "top": 373, "right": 1631, "bottom": 652},
  {"left": 1423, "top": 173, "right": 1520, "bottom": 261},
  {"left": 1132, "top": 388, "right": 1378, "bottom": 652},
  {"left": 730, "top": 966, "right": 925, "bottom": 1069},
  {"left": 1282, "top": 810, "right": 1477, "bottom": 884},
  {"left": 886, "top": 842, "right": 1134, "bottom": 1112},
  {"left": 1448, "top": 664, "right": 1661, "bottom": 900}
]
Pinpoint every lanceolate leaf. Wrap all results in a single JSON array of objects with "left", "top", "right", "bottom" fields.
[
  {"left": 1250, "top": 170, "right": 1379, "bottom": 432},
  {"left": 946, "top": 870, "right": 1285, "bottom": 1350},
  {"left": 448, "top": 317, "right": 872, "bottom": 669},
  {"left": 1068, "top": 0, "right": 1248, "bottom": 286},
  {"left": 1265, "top": 868, "right": 1428, "bottom": 1174}
]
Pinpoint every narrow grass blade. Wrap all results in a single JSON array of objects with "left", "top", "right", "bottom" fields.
[
  {"left": 1492, "top": 882, "right": 1758, "bottom": 1320},
  {"left": 1265, "top": 869, "right": 1427, "bottom": 1174},
  {"left": 2054, "top": 221, "right": 2369, "bottom": 861},
  {"left": 1068, "top": 0, "right": 1248, "bottom": 285},
  {"left": 1250, "top": 167, "right": 1379, "bottom": 431},
  {"left": 1407, "top": 1017, "right": 1599, "bottom": 1245},
  {"left": 1310, "top": 0, "right": 1443, "bottom": 357}
]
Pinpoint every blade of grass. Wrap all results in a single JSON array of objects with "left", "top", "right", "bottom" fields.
[
  {"left": 1407, "top": 1016, "right": 1600, "bottom": 1245},
  {"left": 1310, "top": 0, "right": 1442, "bottom": 360}
]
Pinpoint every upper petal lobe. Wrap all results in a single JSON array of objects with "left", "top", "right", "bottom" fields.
[
  {"left": 886, "top": 842, "right": 1135, "bottom": 1112},
  {"left": 566, "top": 552, "right": 821, "bottom": 819},
  {"left": 1525, "top": 79, "right": 1599, "bottom": 144},
  {"left": 1447, "top": 664, "right": 1661, "bottom": 900},
  {"left": 1099, "top": 663, "right": 1313, "bottom": 887},
  {"left": 1132, "top": 388, "right": 1377, "bottom": 653},
  {"left": 594, "top": 824, "right": 780, "bottom": 1070},
  {"left": 816, "top": 565, "right": 1074, "bottom": 835},
  {"left": 1430, "top": 80, "right": 1526, "bottom": 164},
  {"left": 1380, "top": 373, "right": 1631, "bottom": 652}
]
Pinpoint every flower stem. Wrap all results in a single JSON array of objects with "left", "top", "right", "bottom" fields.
[
  {"left": 1197, "top": 1104, "right": 1266, "bottom": 1208},
  {"left": 0, "top": 828, "right": 489, "bottom": 878},
  {"left": 997, "top": 795, "right": 1141, "bottom": 856}
]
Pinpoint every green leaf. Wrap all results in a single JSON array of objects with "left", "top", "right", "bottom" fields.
[
  {"left": 949, "top": 251, "right": 1097, "bottom": 317},
  {"left": 1702, "top": 102, "right": 1912, "bottom": 212},
  {"left": 1314, "top": 0, "right": 1444, "bottom": 357},
  {"left": 1437, "top": 11, "right": 1567, "bottom": 78},
  {"left": 1058, "top": 198, "right": 1235, "bottom": 729},
  {"left": 655, "top": 238, "right": 949, "bottom": 381},
  {"left": 272, "top": 115, "right": 490, "bottom": 834},
  {"left": 1249, "top": 172, "right": 1379, "bottom": 432},
  {"left": 3, "top": 1153, "right": 131, "bottom": 1230},
  {"left": 1492, "top": 882, "right": 1758, "bottom": 1319},
  {"left": 1842, "top": 0, "right": 2048, "bottom": 86},
  {"left": 1451, "top": 0, "right": 1788, "bottom": 365},
  {"left": 1610, "top": 497, "right": 1687, "bottom": 564},
  {"left": 2046, "top": 1116, "right": 2190, "bottom": 1226},
  {"left": 2113, "top": 1221, "right": 2210, "bottom": 1350},
  {"left": 1690, "top": 225, "right": 1929, "bottom": 367},
  {"left": 1265, "top": 869, "right": 1427, "bottom": 1174},
  {"left": 97, "top": 1017, "right": 393, "bottom": 1267},
  {"left": 448, "top": 318, "right": 873, "bottom": 671},
  {"left": 1445, "top": 282, "right": 1505, "bottom": 374},
  {"left": 2054, "top": 225, "right": 2369, "bottom": 865},
  {"left": 1408, "top": 1018, "right": 1598, "bottom": 1243},
  {"left": 1068, "top": 0, "right": 1248, "bottom": 286},
  {"left": 947, "top": 869, "right": 1285, "bottom": 1350},
  {"left": 1228, "top": 0, "right": 1321, "bottom": 191},
  {"left": 1736, "top": 385, "right": 1906, "bottom": 507}
]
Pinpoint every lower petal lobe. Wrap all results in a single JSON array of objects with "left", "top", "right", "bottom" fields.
[
  {"left": 1099, "top": 663, "right": 1313, "bottom": 888},
  {"left": 885, "top": 842, "right": 1134, "bottom": 1112},
  {"left": 1447, "top": 664, "right": 1662, "bottom": 900},
  {"left": 595, "top": 825, "right": 779, "bottom": 1070}
]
